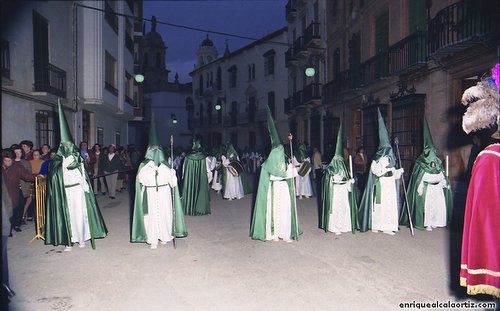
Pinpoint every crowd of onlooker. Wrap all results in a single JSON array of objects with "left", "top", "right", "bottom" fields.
[{"left": 1, "top": 140, "right": 140, "bottom": 238}]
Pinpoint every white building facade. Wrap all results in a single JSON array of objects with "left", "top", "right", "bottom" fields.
[
  {"left": 1, "top": 0, "right": 138, "bottom": 149},
  {"left": 190, "top": 28, "right": 289, "bottom": 153}
]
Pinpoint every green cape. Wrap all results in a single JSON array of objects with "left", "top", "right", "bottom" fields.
[
  {"left": 131, "top": 115, "right": 187, "bottom": 241},
  {"left": 250, "top": 106, "right": 302, "bottom": 240},
  {"left": 358, "top": 109, "right": 401, "bottom": 232},
  {"left": 45, "top": 101, "right": 107, "bottom": 248},
  {"left": 320, "top": 123, "right": 358, "bottom": 232},
  {"left": 400, "top": 118, "right": 453, "bottom": 229},
  {"left": 131, "top": 160, "right": 187, "bottom": 241},
  {"left": 181, "top": 140, "right": 211, "bottom": 215}
]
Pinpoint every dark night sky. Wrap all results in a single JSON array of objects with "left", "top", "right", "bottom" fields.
[{"left": 143, "top": 0, "right": 287, "bottom": 83}]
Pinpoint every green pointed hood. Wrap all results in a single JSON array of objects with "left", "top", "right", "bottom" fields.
[
  {"left": 334, "top": 122, "right": 344, "bottom": 158},
  {"left": 266, "top": 105, "right": 281, "bottom": 148},
  {"left": 225, "top": 143, "right": 239, "bottom": 160},
  {"left": 373, "top": 109, "right": 396, "bottom": 167},
  {"left": 144, "top": 114, "right": 166, "bottom": 166},
  {"left": 57, "top": 99, "right": 78, "bottom": 157},
  {"left": 325, "top": 122, "right": 349, "bottom": 179},
  {"left": 423, "top": 117, "right": 436, "bottom": 156},
  {"left": 377, "top": 108, "right": 391, "bottom": 148},
  {"left": 415, "top": 117, "right": 443, "bottom": 174},
  {"left": 297, "top": 143, "right": 308, "bottom": 162}
]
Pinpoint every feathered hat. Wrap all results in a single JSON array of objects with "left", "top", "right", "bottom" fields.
[{"left": 461, "top": 63, "right": 500, "bottom": 137}]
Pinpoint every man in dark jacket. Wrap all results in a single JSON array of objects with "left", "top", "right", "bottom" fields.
[
  {"left": 1, "top": 149, "right": 34, "bottom": 235},
  {"left": 101, "top": 144, "right": 123, "bottom": 199}
]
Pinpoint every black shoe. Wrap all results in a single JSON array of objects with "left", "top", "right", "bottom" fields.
[
  {"left": 109, "top": 196, "right": 115, "bottom": 199},
  {"left": 8, "top": 233, "right": 12, "bottom": 237},
  {"left": 102, "top": 192, "right": 106, "bottom": 195},
  {"left": 13, "top": 227, "right": 21, "bottom": 232},
  {"left": 3, "top": 284, "right": 16, "bottom": 298}
]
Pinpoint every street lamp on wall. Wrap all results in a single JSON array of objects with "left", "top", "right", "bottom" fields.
[
  {"left": 171, "top": 114, "right": 178, "bottom": 124},
  {"left": 305, "top": 67, "right": 316, "bottom": 77},
  {"left": 134, "top": 74, "right": 144, "bottom": 83}
]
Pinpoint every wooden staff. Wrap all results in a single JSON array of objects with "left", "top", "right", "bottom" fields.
[
  {"left": 170, "top": 135, "right": 177, "bottom": 249},
  {"left": 349, "top": 155, "right": 353, "bottom": 179},
  {"left": 288, "top": 133, "right": 299, "bottom": 242},
  {"left": 394, "top": 137, "right": 414, "bottom": 237}
]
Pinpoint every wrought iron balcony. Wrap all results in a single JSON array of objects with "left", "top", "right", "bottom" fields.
[
  {"left": 303, "top": 22, "right": 321, "bottom": 48},
  {"left": 285, "top": 48, "right": 298, "bottom": 67},
  {"left": 359, "top": 51, "right": 389, "bottom": 86},
  {"left": 303, "top": 82, "right": 322, "bottom": 106},
  {"left": 284, "top": 97, "right": 292, "bottom": 114},
  {"left": 292, "top": 36, "right": 307, "bottom": 58},
  {"left": 292, "top": 90, "right": 303, "bottom": 109},
  {"left": 389, "top": 31, "right": 428, "bottom": 74},
  {"left": 286, "top": 0, "right": 297, "bottom": 22},
  {"left": 1, "top": 40, "right": 9, "bottom": 79},
  {"left": 428, "top": 0, "right": 499, "bottom": 56},
  {"left": 105, "top": 0, "right": 118, "bottom": 33},
  {"left": 33, "top": 62, "right": 67, "bottom": 98},
  {"left": 125, "top": 31, "right": 134, "bottom": 55}
]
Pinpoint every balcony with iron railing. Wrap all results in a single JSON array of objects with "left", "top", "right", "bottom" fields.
[
  {"left": 359, "top": 51, "right": 389, "bottom": 86},
  {"left": 1, "top": 39, "right": 10, "bottom": 80},
  {"left": 302, "top": 82, "right": 322, "bottom": 106},
  {"left": 292, "top": 90, "right": 303, "bottom": 109},
  {"left": 286, "top": 0, "right": 297, "bottom": 22},
  {"left": 428, "top": 0, "right": 499, "bottom": 56},
  {"left": 389, "top": 31, "right": 428, "bottom": 74},
  {"left": 125, "top": 31, "right": 134, "bottom": 55},
  {"left": 303, "top": 22, "right": 321, "bottom": 48},
  {"left": 284, "top": 96, "right": 293, "bottom": 114},
  {"left": 292, "top": 36, "right": 307, "bottom": 58},
  {"left": 34, "top": 62, "right": 67, "bottom": 98},
  {"left": 105, "top": 0, "right": 118, "bottom": 34},
  {"left": 285, "top": 48, "right": 298, "bottom": 67}
]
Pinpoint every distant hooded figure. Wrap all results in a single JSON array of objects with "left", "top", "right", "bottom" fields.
[
  {"left": 250, "top": 106, "right": 301, "bottom": 242},
  {"left": 181, "top": 139, "right": 211, "bottom": 216},
  {"left": 320, "top": 123, "right": 357, "bottom": 234},
  {"left": 131, "top": 115, "right": 187, "bottom": 249},
  {"left": 45, "top": 100, "right": 107, "bottom": 250},
  {"left": 459, "top": 65, "right": 499, "bottom": 298},
  {"left": 358, "top": 109, "right": 403, "bottom": 235},
  {"left": 400, "top": 117, "right": 452, "bottom": 231},
  {"left": 221, "top": 143, "right": 245, "bottom": 200},
  {"left": 292, "top": 142, "right": 313, "bottom": 199}
]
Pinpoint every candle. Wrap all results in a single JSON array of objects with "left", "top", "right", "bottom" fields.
[
  {"left": 349, "top": 155, "right": 353, "bottom": 178},
  {"left": 445, "top": 155, "right": 449, "bottom": 177}
]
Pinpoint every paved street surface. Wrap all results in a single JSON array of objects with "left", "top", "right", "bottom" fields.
[{"left": 6, "top": 179, "right": 497, "bottom": 311}]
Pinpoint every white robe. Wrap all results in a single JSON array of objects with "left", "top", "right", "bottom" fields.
[
  {"left": 418, "top": 171, "right": 448, "bottom": 228},
  {"left": 265, "top": 163, "right": 298, "bottom": 241},
  {"left": 370, "top": 161, "right": 403, "bottom": 232},
  {"left": 62, "top": 156, "right": 91, "bottom": 244},
  {"left": 292, "top": 156, "right": 313, "bottom": 197},
  {"left": 138, "top": 162, "right": 177, "bottom": 246},
  {"left": 328, "top": 176, "right": 354, "bottom": 233},
  {"left": 222, "top": 155, "right": 244, "bottom": 199}
]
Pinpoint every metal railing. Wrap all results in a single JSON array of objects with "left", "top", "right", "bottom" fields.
[
  {"left": 359, "top": 51, "right": 389, "bottom": 86},
  {"left": 34, "top": 62, "right": 67, "bottom": 97},
  {"left": 303, "top": 82, "right": 322, "bottom": 103},
  {"left": 303, "top": 22, "right": 321, "bottom": 46},
  {"left": 428, "top": 0, "right": 499, "bottom": 54},
  {"left": 389, "top": 31, "right": 428, "bottom": 73}
]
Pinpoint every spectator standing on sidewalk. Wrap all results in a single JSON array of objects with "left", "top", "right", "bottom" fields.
[{"left": 101, "top": 144, "right": 122, "bottom": 199}]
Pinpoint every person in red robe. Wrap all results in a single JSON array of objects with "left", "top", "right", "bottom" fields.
[{"left": 459, "top": 63, "right": 500, "bottom": 298}]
